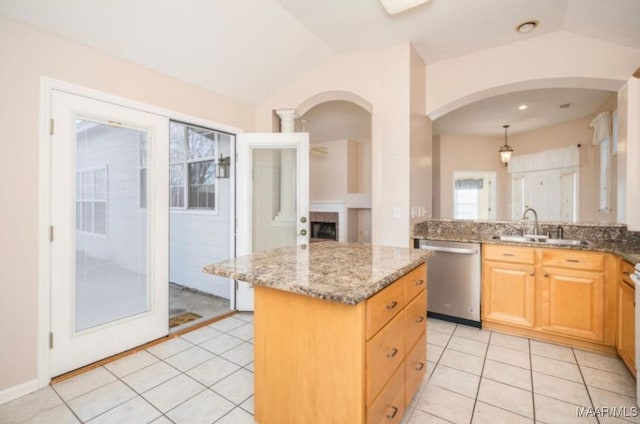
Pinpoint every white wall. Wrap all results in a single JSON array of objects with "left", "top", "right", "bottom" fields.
[
  {"left": 0, "top": 15, "right": 253, "bottom": 395},
  {"left": 169, "top": 139, "right": 232, "bottom": 299},
  {"left": 76, "top": 125, "right": 150, "bottom": 287}
]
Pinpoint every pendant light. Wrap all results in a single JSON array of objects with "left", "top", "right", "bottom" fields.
[{"left": 499, "top": 124, "right": 514, "bottom": 167}]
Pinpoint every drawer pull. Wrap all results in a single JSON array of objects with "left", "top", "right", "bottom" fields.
[
  {"left": 623, "top": 271, "right": 631, "bottom": 276},
  {"left": 415, "top": 362, "right": 425, "bottom": 371},
  {"left": 544, "top": 273, "right": 549, "bottom": 278},
  {"left": 415, "top": 316, "right": 425, "bottom": 323},
  {"left": 529, "top": 272, "right": 535, "bottom": 276},
  {"left": 386, "top": 406, "right": 399, "bottom": 419},
  {"left": 503, "top": 253, "right": 515, "bottom": 257},
  {"left": 386, "top": 348, "right": 399, "bottom": 358},
  {"left": 414, "top": 279, "right": 425, "bottom": 286},
  {"left": 386, "top": 300, "right": 398, "bottom": 310},
  {"left": 566, "top": 259, "right": 580, "bottom": 263}
]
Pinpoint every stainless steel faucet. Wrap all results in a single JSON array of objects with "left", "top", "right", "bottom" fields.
[{"left": 522, "top": 208, "right": 539, "bottom": 236}]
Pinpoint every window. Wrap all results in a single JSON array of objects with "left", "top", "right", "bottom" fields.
[
  {"left": 169, "top": 121, "right": 218, "bottom": 211},
  {"left": 76, "top": 167, "right": 108, "bottom": 236},
  {"left": 452, "top": 172, "right": 496, "bottom": 220},
  {"left": 511, "top": 175, "right": 524, "bottom": 220},
  {"left": 560, "top": 171, "right": 577, "bottom": 221}
]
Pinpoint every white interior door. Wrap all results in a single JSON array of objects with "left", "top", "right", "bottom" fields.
[
  {"left": 235, "top": 132, "right": 309, "bottom": 311},
  {"left": 50, "top": 91, "right": 169, "bottom": 376}
]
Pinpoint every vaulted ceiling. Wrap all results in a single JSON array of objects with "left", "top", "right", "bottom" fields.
[{"left": 1, "top": 0, "right": 638, "bottom": 105}]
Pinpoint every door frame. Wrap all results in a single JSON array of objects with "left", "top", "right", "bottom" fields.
[{"left": 38, "top": 78, "right": 241, "bottom": 387}]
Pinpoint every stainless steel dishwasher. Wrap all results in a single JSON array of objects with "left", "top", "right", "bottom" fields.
[{"left": 416, "top": 239, "right": 481, "bottom": 327}]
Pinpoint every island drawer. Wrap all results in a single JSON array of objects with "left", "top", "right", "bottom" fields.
[
  {"left": 365, "top": 311, "right": 405, "bottom": 406},
  {"left": 367, "top": 361, "right": 405, "bottom": 424},
  {"left": 404, "top": 290, "right": 427, "bottom": 351},
  {"left": 542, "top": 249, "right": 604, "bottom": 271},
  {"left": 405, "top": 333, "right": 426, "bottom": 408},
  {"left": 484, "top": 244, "right": 535, "bottom": 264},
  {"left": 404, "top": 263, "right": 427, "bottom": 301},
  {"left": 366, "top": 278, "right": 406, "bottom": 340}
]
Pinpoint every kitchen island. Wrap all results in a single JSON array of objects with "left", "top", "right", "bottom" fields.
[{"left": 204, "top": 242, "right": 433, "bottom": 424}]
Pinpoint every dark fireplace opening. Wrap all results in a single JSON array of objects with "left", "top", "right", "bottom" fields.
[{"left": 310, "top": 221, "right": 337, "bottom": 241}]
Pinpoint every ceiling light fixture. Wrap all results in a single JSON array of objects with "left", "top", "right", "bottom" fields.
[
  {"left": 379, "top": 0, "right": 431, "bottom": 15},
  {"left": 516, "top": 20, "right": 538, "bottom": 34},
  {"left": 499, "top": 125, "right": 514, "bottom": 167},
  {"left": 517, "top": 104, "right": 528, "bottom": 110}
]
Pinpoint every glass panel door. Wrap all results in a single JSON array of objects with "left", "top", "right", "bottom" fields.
[
  {"left": 235, "top": 133, "right": 309, "bottom": 311},
  {"left": 75, "top": 120, "right": 150, "bottom": 332},
  {"left": 50, "top": 91, "right": 168, "bottom": 377}
]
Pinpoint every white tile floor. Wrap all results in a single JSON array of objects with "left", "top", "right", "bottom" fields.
[{"left": 1, "top": 316, "right": 638, "bottom": 424}]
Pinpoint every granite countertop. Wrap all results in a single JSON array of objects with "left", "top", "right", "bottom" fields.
[
  {"left": 411, "top": 233, "right": 640, "bottom": 265},
  {"left": 203, "top": 241, "right": 433, "bottom": 305}
]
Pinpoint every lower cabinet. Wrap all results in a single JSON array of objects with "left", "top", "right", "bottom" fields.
[
  {"left": 482, "top": 260, "right": 535, "bottom": 328},
  {"left": 254, "top": 263, "right": 427, "bottom": 424},
  {"left": 540, "top": 267, "right": 604, "bottom": 342},
  {"left": 617, "top": 261, "right": 636, "bottom": 374},
  {"left": 482, "top": 245, "right": 614, "bottom": 350}
]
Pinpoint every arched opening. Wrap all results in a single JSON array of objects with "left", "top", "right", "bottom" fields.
[
  {"left": 296, "top": 97, "right": 373, "bottom": 243},
  {"left": 430, "top": 78, "right": 623, "bottom": 223}
]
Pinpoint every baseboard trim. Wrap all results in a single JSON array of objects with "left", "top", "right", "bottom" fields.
[{"left": 0, "top": 379, "right": 39, "bottom": 406}]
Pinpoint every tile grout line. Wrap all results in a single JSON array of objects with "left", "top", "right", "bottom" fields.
[
  {"left": 468, "top": 329, "right": 492, "bottom": 424},
  {"left": 572, "top": 347, "right": 601, "bottom": 424},
  {"left": 47, "top": 385, "right": 84, "bottom": 424},
  {"left": 528, "top": 338, "right": 536, "bottom": 423}
]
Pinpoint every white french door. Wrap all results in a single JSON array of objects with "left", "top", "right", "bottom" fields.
[
  {"left": 234, "top": 133, "right": 309, "bottom": 311},
  {"left": 50, "top": 91, "right": 169, "bottom": 376}
]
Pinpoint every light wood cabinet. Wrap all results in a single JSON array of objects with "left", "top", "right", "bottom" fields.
[
  {"left": 540, "top": 267, "right": 604, "bottom": 342},
  {"left": 540, "top": 250, "right": 606, "bottom": 343},
  {"left": 482, "top": 245, "right": 615, "bottom": 352},
  {"left": 254, "top": 263, "right": 427, "bottom": 424},
  {"left": 482, "top": 245, "right": 535, "bottom": 329},
  {"left": 617, "top": 261, "right": 636, "bottom": 374}
]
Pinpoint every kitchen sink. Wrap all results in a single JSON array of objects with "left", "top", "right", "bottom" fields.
[{"left": 491, "top": 235, "right": 590, "bottom": 247}]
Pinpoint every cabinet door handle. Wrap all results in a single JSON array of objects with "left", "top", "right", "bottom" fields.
[
  {"left": 415, "top": 316, "right": 425, "bottom": 323},
  {"left": 386, "top": 348, "right": 399, "bottom": 358},
  {"left": 386, "top": 406, "right": 399, "bottom": 419},
  {"left": 414, "top": 279, "right": 425, "bottom": 286},
  {"left": 386, "top": 300, "right": 398, "bottom": 310},
  {"left": 566, "top": 259, "right": 580, "bottom": 263},
  {"left": 544, "top": 273, "right": 549, "bottom": 278},
  {"left": 415, "top": 362, "right": 425, "bottom": 371}
]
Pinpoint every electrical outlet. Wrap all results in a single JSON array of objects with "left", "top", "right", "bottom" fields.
[{"left": 393, "top": 207, "right": 401, "bottom": 218}]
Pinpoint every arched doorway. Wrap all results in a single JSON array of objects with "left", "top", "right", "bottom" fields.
[{"left": 297, "top": 98, "right": 373, "bottom": 243}]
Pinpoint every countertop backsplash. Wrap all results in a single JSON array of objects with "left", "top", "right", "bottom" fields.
[{"left": 412, "top": 219, "right": 640, "bottom": 264}]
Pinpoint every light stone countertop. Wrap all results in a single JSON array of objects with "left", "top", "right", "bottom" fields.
[{"left": 203, "top": 241, "right": 434, "bottom": 305}]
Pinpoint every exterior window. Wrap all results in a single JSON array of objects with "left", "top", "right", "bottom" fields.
[
  {"left": 169, "top": 121, "right": 218, "bottom": 211},
  {"left": 453, "top": 171, "right": 496, "bottom": 220},
  {"left": 76, "top": 167, "right": 108, "bottom": 236}
]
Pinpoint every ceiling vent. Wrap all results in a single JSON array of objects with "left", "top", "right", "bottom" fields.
[{"left": 379, "top": 0, "right": 431, "bottom": 15}]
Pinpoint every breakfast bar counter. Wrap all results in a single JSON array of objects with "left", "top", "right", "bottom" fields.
[{"left": 204, "top": 242, "right": 433, "bottom": 424}]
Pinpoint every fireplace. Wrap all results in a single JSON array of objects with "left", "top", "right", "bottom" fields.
[
  {"left": 309, "top": 211, "right": 339, "bottom": 242},
  {"left": 311, "top": 222, "right": 337, "bottom": 241}
]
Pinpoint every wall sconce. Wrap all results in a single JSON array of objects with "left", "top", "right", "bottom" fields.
[
  {"left": 499, "top": 124, "right": 514, "bottom": 167},
  {"left": 216, "top": 154, "right": 230, "bottom": 179}
]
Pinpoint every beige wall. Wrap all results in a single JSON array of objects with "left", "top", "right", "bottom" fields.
[
  {"left": 435, "top": 134, "right": 508, "bottom": 219},
  {"left": 309, "top": 139, "right": 370, "bottom": 201},
  {"left": 255, "top": 43, "right": 418, "bottom": 248},
  {"left": 409, "top": 46, "right": 432, "bottom": 227},
  {"left": 425, "top": 31, "right": 640, "bottom": 118},
  {"left": 0, "top": 15, "right": 254, "bottom": 394}
]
